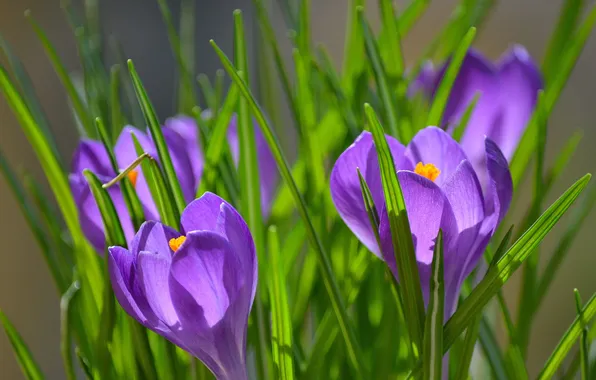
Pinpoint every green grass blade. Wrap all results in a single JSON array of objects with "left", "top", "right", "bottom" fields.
[
  {"left": 127, "top": 60, "right": 186, "bottom": 215},
  {"left": 359, "top": 8, "right": 400, "bottom": 139},
  {"left": 365, "top": 103, "right": 425, "bottom": 354},
  {"left": 110, "top": 65, "right": 125, "bottom": 141},
  {"left": 210, "top": 39, "right": 367, "bottom": 378},
  {"left": 0, "top": 310, "right": 44, "bottom": 380},
  {"left": 537, "top": 292, "right": 596, "bottom": 379},
  {"left": 478, "top": 318, "right": 509, "bottom": 380},
  {"left": 268, "top": 226, "right": 295, "bottom": 380},
  {"left": 232, "top": 10, "right": 270, "bottom": 380},
  {"left": 426, "top": 27, "right": 476, "bottom": 127},
  {"left": 542, "top": 0, "right": 586, "bottom": 82},
  {"left": 357, "top": 168, "right": 382, "bottom": 249},
  {"left": 25, "top": 11, "right": 94, "bottom": 136},
  {"left": 60, "top": 281, "right": 80, "bottom": 380},
  {"left": 298, "top": 0, "right": 311, "bottom": 54},
  {"left": 452, "top": 92, "right": 480, "bottom": 142},
  {"left": 442, "top": 174, "right": 591, "bottom": 354},
  {"left": 342, "top": 0, "right": 366, "bottom": 97},
  {"left": 422, "top": 230, "right": 444, "bottom": 380},
  {"left": 573, "top": 290, "right": 590, "bottom": 380},
  {"left": 398, "top": 0, "right": 431, "bottom": 36},
  {"left": 453, "top": 314, "right": 481, "bottom": 380},
  {"left": 378, "top": 0, "right": 405, "bottom": 77}
]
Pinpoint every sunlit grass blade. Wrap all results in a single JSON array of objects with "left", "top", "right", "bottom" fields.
[
  {"left": 297, "top": 0, "right": 311, "bottom": 54},
  {"left": 61, "top": 280, "right": 80, "bottom": 380},
  {"left": 366, "top": 103, "right": 425, "bottom": 353},
  {"left": 535, "top": 181, "right": 596, "bottom": 314},
  {"left": 25, "top": 11, "right": 94, "bottom": 136},
  {"left": 155, "top": 0, "right": 197, "bottom": 114},
  {"left": 232, "top": 10, "right": 269, "bottom": 380},
  {"left": 342, "top": 0, "right": 366, "bottom": 97},
  {"left": 443, "top": 174, "right": 591, "bottom": 351},
  {"left": 0, "top": 310, "right": 44, "bottom": 380},
  {"left": 129, "top": 320, "right": 158, "bottom": 380},
  {"left": 537, "top": 291, "right": 596, "bottom": 379},
  {"left": 0, "top": 35, "right": 58, "bottom": 160},
  {"left": 426, "top": 27, "right": 476, "bottom": 127},
  {"left": 542, "top": 0, "right": 586, "bottom": 82},
  {"left": 422, "top": 230, "right": 444, "bottom": 380},
  {"left": 268, "top": 226, "right": 295, "bottom": 380},
  {"left": 128, "top": 59, "right": 186, "bottom": 215},
  {"left": 359, "top": 8, "right": 400, "bottom": 139},
  {"left": 398, "top": 0, "right": 431, "bottom": 36},
  {"left": 110, "top": 65, "right": 125, "bottom": 141},
  {"left": 210, "top": 38, "right": 367, "bottom": 378},
  {"left": 378, "top": 0, "right": 405, "bottom": 77}
]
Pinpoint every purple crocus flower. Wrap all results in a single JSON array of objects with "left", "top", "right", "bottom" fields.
[
  {"left": 109, "top": 192, "right": 257, "bottom": 380},
  {"left": 418, "top": 46, "right": 542, "bottom": 176},
  {"left": 330, "top": 127, "right": 512, "bottom": 316}
]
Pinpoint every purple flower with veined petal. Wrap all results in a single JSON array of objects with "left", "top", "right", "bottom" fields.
[
  {"left": 108, "top": 192, "right": 257, "bottom": 380},
  {"left": 416, "top": 46, "right": 542, "bottom": 178},
  {"left": 330, "top": 127, "right": 512, "bottom": 317}
]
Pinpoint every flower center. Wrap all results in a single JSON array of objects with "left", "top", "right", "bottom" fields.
[
  {"left": 127, "top": 169, "right": 139, "bottom": 188},
  {"left": 414, "top": 162, "right": 440, "bottom": 182},
  {"left": 169, "top": 236, "right": 186, "bottom": 252}
]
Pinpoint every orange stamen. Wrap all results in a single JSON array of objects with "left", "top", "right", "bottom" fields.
[
  {"left": 169, "top": 236, "right": 186, "bottom": 252},
  {"left": 127, "top": 169, "right": 139, "bottom": 188},
  {"left": 414, "top": 162, "right": 441, "bottom": 182}
]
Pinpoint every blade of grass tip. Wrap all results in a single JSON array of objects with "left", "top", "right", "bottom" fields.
[
  {"left": 378, "top": 0, "right": 405, "bottom": 78},
  {"left": 197, "top": 74, "right": 217, "bottom": 113},
  {"left": 537, "top": 291, "right": 596, "bottom": 380},
  {"left": 298, "top": 0, "right": 311, "bottom": 53},
  {"left": 359, "top": 8, "right": 401, "bottom": 140},
  {"left": 155, "top": 0, "right": 197, "bottom": 114},
  {"left": 127, "top": 59, "right": 186, "bottom": 215},
  {"left": 545, "top": 130, "right": 583, "bottom": 188},
  {"left": 0, "top": 310, "right": 44, "bottom": 380},
  {"left": 0, "top": 65, "right": 102, "bottom": 316},
  {"left": 95, "top": 117, "right": 145, "bottom": 229},
  {"left": 0, "top": 35, "right": 59, "bottom": 161},
  {"left": 398, "top": 0, "right": 431, "bottom": 36},
  {"left": 452, "top": 92, "right": 480, "bottom": 142},
  {"left": 61, "top": 280, "right": 80, "bottom": 380},
  {"left": 510, "top": 4, "right": 596, "bottom": 186},
  {"left": 0, "top": 151, "right": 66, "bottom": 292},
  {"left": 233, "top": 10, "right": 270, "bottom": 380},
  {"left": 25, "top": 10, "right": 94, "bottom": 136},
  {"left": 426, "top": 27, "right": 476, "bottom": 127},
  {"left": 268, "top": 226, "right": 295, "bottom": 380},
  {"left": 251, "top": 0, "right": 300, "bottom": 132},
  {"left": 210, "top": 39, "right": 367, "bottom": 378},
  {"left": 177, "top": 0, "right": 197, "bottom": 114},
  {"left": 342, "top": 0, "right": 366, "bottom": 97},
  {"left": 365, "top": 103, "right": 425, "bottom": 355},
  {"left": 542, "top": 0, "right": 586, "bottom": 83},
  {"left": 131, "top": 136, "right": 180, "bottom": 229},
  {"left": 214, "top": 69, "right": 225, "bottom": 117},
  {"left": 535, "top": 181, "right": 596, "bottom": 312},
  {"left": 84, "top": 170, "right": 127, "bottom": 247},
  {"left": 75, "top": 347, "right": 94, "bottom": 380},
  {"left": 110, "top": 65, "right": 126, "bottom": 141},
  {"left": 423, "top": 230, "right": 444, "bottom": 380},
  {"left": 573, "top": 290, "right": 590, "bottom": 380},
  {"left": 443, "top": 174, "right": 591, "bottom": 352}
]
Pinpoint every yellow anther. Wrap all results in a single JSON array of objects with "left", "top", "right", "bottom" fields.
[
  {"left": 414, "top": 162, "right": 441, "bottom": 182},
  {"left": 127, "top": 169, "right": 139, "bottom": 188},
  {"left": 169, "top": 236, "right": 186, "bottom": 252}
]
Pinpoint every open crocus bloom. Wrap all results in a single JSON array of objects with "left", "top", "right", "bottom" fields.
[
  {"left": 69, "top": 115, "right": 278, "bottom": 252},
  {"left": 418, "top": 46, "right": 542, "bottom": 177},
  {"left": 109, "top": 192, "right": 257, "bottom": 380},
  {"left": 330, "top": 127, "right": 512, "bottom": 317}
]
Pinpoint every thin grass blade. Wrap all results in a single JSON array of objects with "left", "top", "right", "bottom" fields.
[
  {"left": 61, "top": 280, "right": 80, "bottom": 380},
  {"left": 0, "top": 310, "right": 44, "bottom": 380}
]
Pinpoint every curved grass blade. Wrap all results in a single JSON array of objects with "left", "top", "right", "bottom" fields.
[
  {"left": 443, "top": 174, "right": 591, "bottom": 350},
  {"left": 127, "top": 60, "right": 186, "bottom": 215},
  {"left": 60, "top": 280, "right": 80, "bottom": 380},
  {"left": 359, "top": 8, "right": 400, "bottom": 139},
  {"left": 378, "top": 0, "right": 405, "bottom": 77},
  {"left": 423, "top": 230, "right": 444, "bottom": 380},
  {"left": 25, "top": 11, "right": 93, "bottom": 136},
  {"left": 0, "top": 310, "right": 44, "bottom": 380},
  {"left": 537, "top": 291, "right": 596, "bottom": 379},
  {"left": 365, "top": 103, "right": 425, "bottom": 353},
  {"left": 210, "top": 39, "right": 367, "bottom": 379},
  {"left": 426, "top": 27, "right": 476, "bottom": 127},
  {"left": 268, "top": 226, "right": 295, "bottom": 380}
]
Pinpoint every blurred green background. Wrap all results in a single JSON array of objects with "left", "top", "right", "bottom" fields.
[{"left": 1, "top": 0, "right": 594, "bottom": 378}]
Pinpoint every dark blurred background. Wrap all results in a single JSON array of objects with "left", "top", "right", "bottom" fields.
[{"left": 1, "top": 1, "right": 594, "bottom": 378}]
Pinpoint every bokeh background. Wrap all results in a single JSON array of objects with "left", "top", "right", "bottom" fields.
[{"left": 1, "top": 0, "right": 594, "bottom": 378}]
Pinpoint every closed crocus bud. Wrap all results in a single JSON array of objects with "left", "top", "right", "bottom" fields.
[
  {"left": 108, "top": 192, "right": 257, "bottom": 380},
  {"left": 330, "top": 127, "right": 512, "bottom": 318},
  {"left": 419, "top": 46, "right": 542, "bottom": 181}
]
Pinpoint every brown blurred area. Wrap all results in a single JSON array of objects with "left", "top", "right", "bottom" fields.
[{"left": 1, "top": 0, "right": 594, "bottom": 378}]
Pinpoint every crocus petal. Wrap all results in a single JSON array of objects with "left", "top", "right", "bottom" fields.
[
  {"left": 162, "top": 125, "right": 201, "bottom": 202},
  {"left": 130, "top": 220, "right": 180, "bottom": 255},
  {"left": 408, "top": 61, "right": 436, "bottom": 96},
  {"left": 71, "top": 139, "right": 114, "bottom": 176},
  {"left": 441, "top": 160, "right": 485, "bottom": 232},
  {"left": 181, "top": 192, "right": 228, "bottom": 234},
  {"left": 164, "top": 116, "right": 204, "bottom": 183},
  {"left": 137, "top": 251, "right": 179, "bottom": 327},
  {"left": 108, "top": 246, "right": 148, "bottom": 323},
  {"left": 330, "top": 132, "right": 383, "bottom": 256},
  {"left": 114, "top": 127, "right": 159, "bottom": 219},
  {"left": 379, "top": 171, "right": 458, "bottom": 296},
  {"left": 69, "top": 173, "right": 135, "bottom": 252},
  {"left": 405, "top": 127, "right": 468, "bottom": 186},
  {"left": 484, "top": 138, "right": 513, "bottom": 223},
  {"left": 488, "top": 45, "right": 543, "bottom": 160}
]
